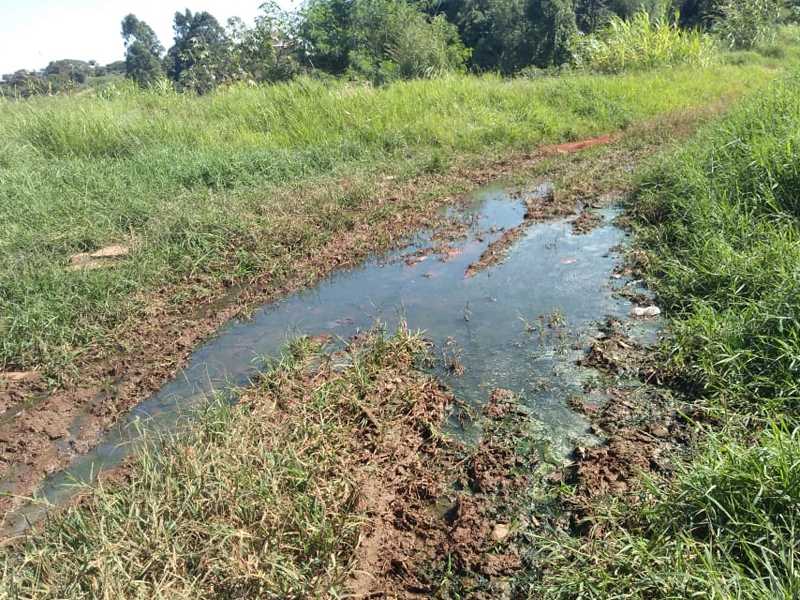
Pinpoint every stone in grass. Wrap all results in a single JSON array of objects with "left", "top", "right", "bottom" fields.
[
  {"left": 631, "top": 305, "right": 661, "bottom": 318},
  {"left": 492, "top": 523, "right": 511, "bottom": 542},
  {"left": 68, "top": 244, "right": 131, "bottom": 271}
]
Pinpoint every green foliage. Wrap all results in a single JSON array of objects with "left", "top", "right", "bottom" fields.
[
  {"left": 535, "top": 424, "right": 800, "bottom": 598},
  {"left": 121, "top": 14, "right": 165, "bottom": 88},
  {"left": 298, "top": 0, "right": 468, "bottom": 83},
  {"left": 166, "top": 10, "right": 230, "bottom": 93},
  {"left": 572, "top": 11, "right": 717, "bottom": 72},
  {"left": 528, "top": 0, "right": 580, "bottom": 66},
  {"left": 298, "top": 0, "right": 355, "bottom": 74},
  {"left": 347, "top": 0, "right": 469, "bottom": 82},
  {"left": 449, "top": 0, "right": 534, "bottom": 73},
  {"left": 121, "top": 14, "right": 163, "bottom": 56},
  {"left": 0, "top": 66, "right": 772, "bottom": 374},
  {"left": 388, "top": 14, "right": 471, "bottom": 78},
  {"left": 714, "top": 0, "right": 783, "bottom": 49},
  {"left": 124, "top": 43, "right": 164, "bottom": 88},
  {"left": 447, "top": 0, "right": 577, "bottom": 72},
  {"left": 227, "top": 3, "right": 299, "bottom": 83}
]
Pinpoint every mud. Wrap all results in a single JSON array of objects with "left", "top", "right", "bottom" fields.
[
  {"left": 559, "top": 319, "right": 694, "bottom": 533},
  {"left": 349, "top": 383, "right": 535, "bottom": 598},
  {"left": 464, "top": 182, "right": 577, "bottom": 277},
  {"left": 0, "top": 108, "right": 721, "bottom": 528},
  {"left": 571, "top": 209, "right": 604, "bottom": 235}
]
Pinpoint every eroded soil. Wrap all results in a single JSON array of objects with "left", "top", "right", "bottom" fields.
[{"left": 0, "top": 106, "right": 727, "bottom": 529}]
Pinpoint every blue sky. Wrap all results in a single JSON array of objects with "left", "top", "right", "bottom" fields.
[{"left": 0, "top": 0, "right": 288, "bottom": 75}]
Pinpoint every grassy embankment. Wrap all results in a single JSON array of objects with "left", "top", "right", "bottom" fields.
[
  {"left": 533, "top": 74, "right": 800, "bottom": 598},
  {"left": 0, "top": 56, "right": 788, "bottom": 380}
]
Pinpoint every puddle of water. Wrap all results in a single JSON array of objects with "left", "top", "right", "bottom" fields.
[{"left": 3, "top": 183, "right": 652, "bottom": 535}]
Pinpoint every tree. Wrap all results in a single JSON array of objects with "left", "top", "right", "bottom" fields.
[
  {"left": 122, "top": 14, "right": 164, "bottom": 56},
  {"left": 575, "top": 0, "right": 613, "bottom": 31},
  {"left": 527, "top": 0, "right": 579, "bottom": 67},
  {"left": 166, "top": 10, "right": 231, "bottom": 92},
  {"left": 713, "top": 0, "right": 782, "bottom": 48},
  {"left": 295, "top": 0, "right": 468, "bottom": 83},
  {"left": 121, "top": 14, "right": 164, "bottom": 87},
  {"left": 297, "top": 0, "right": 355, "bottom": 74},
  {"left": 229, "top": 2, "right": 299, "bottom": 83},
  {"left": 452, "top": 0, "right": 534, "bottom": 73}
]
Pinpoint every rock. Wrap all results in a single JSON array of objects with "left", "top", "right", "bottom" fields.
[
  {"left": 491, "top": 523, "right": 510, "bottom": 542},
  {"left": 650, "top": 424, "right": 670, "bottom": 438},
  {"left": 68, "top": 244, "right": 130, "bottom": 271},
  {"left": 89, "top": 245, "right": 130, "bottom": 259},
  {"left": 43, "top": 424, "right": 66, "bottom": 440},
  {"left": 631, "top": 305, "right": 661, "bottom": 318}
]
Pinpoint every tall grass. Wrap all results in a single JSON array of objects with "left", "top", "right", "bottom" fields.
[
  {"left": 635, "top": 74, "right": 800, "bottom": 410},
  {"left": 572, "top": 12, "right": 717, "bottom": 73},
  {"left": 533, "top": 72, "right": 800, "bottom": 599},
  {"left": 0, "top": 65, "right": 779, "bottom": 376}
]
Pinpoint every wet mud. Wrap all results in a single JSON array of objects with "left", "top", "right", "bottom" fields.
[{"left": 0, "top": 110, "right": 721, "bottom": 540}]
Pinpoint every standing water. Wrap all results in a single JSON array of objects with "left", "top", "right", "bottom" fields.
[{"left": 4, "top": 182, "right": 649, "bottom": 535}]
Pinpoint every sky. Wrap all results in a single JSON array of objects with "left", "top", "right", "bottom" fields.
[{"left": 0, "top": 0, "right": 288, "bottom": 75}]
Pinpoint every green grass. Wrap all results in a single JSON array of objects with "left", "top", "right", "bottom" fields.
[
  {"left": 0, "top": 331, "right": 434, "bottom": 598},
  {"left": 531, "top": 69, "right": 800, "bottom": 599},
  {"left": 0, "top": 63, "right": 786, "bottom": 377},
  {"left": 635, "top": 74, "right": 800, "bottom": 410}
]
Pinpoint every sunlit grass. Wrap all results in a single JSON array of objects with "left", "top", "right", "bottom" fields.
[
  {"left": 573, "top": 11, "right": 717, "bottom": 73},
  {"left": 0, "top": 65, "right": 783, "bottom": 376},
  {"left": 531, "top": 70, "right": 800, "bottom": 600}
]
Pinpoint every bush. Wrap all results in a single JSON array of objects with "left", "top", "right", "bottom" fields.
[
  {"left": 714, "top": 0, "right": 782, "bottom": 49},
  {"left": 572, "top": 11, "right": 717, "bottom": 73},
  {"left": 347, "top": 0, "right": 469, "bottom": 83}
]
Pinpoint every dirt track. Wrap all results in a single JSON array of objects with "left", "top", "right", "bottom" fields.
[{"left": 0, "top": 107, "right": 723, "bottom": 532}]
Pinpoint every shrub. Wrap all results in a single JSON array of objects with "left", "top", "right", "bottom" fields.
[
  {"left": 572, "top": 11, "right": 717, "bottom": 73},
  {"left": 714, "top": 0, "right": 782, "bottom": 50}
]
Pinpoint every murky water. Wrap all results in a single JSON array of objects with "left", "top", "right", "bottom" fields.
[{"left": 4, "top": 183, "right": 650, "bottom": 535}]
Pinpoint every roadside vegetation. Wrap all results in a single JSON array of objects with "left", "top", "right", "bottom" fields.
[
  {"left": 1, "top": 61, "right": 782, "bottom": 378},
  {"left": 532, "top": 68, "right": 800, "bottom": 599},
  {"left": 572, "top": 12, "right": 717, "bottom": 72},
  {"left": 0, "top": 332, "right": 436, "bottom": 597}
]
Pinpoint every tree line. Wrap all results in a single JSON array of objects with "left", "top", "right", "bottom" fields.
[
  {"left": 122, "top": 0, "right": 793, "bottom": 91},
  {"left": 1, "top": 0, "right": 793, "bottom": 97}
]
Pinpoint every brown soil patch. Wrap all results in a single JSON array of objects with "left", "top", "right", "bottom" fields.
[
  {"left": 465, "top": 227, "right": 526, "bottom": 278},
  {"left": 0, "top": 107, "right": 724, "bottom": 528},
  {"left": 561, "top": 320, "right": 694, "bottom": 533},
  {"left": 541, "top": 134, "right": 616, "bottom": 155}
]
